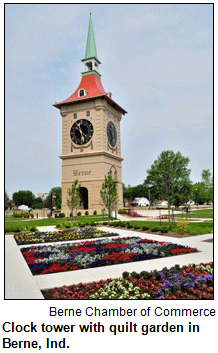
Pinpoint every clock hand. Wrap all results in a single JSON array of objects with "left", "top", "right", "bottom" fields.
[{"left": 76, "top": 122, "right": 85, "bottom": 142}]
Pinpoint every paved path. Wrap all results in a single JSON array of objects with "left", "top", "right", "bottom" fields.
[{"left": 5, "top": 226, "right": 213, "bottom": 299}]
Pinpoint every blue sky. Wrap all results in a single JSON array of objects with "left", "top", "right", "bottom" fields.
[{"left": 5, "top": 3, "right": 213, "bottom": 199}]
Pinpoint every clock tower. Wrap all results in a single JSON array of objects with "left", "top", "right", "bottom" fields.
[{"left": 54, "top": 14, "right": 127, "bottom": 216}]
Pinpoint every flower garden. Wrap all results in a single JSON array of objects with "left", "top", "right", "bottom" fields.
[
  {"left": 20, "top": 234, "right": 197, "bottom": 276},
  {"left": 42, "top": 262, "right": 213, "bottom": 299},
  {"left": 14, "top": 228, "right": 119, "bottom": 245},
  {"left": 11, "top": 227, "right": 213, "bottom": 300}
]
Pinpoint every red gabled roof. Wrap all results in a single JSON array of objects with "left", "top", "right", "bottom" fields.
[{"left": 53, "top": 73, "right": 127, "bottom": 115}]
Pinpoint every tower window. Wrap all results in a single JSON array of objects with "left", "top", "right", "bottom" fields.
[
  {"left": 74, "top": 113, "right": 77, "bottom": 119},
  {"left": 86, "top": 111, "right": 90, "bottom": 117}
]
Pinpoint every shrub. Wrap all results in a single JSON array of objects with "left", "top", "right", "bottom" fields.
[
  {"left": 120, "top": 222, "right": 126, "bottom": 227},
  {"left": 150, "top": 225, "right": 161, "bottom": 232},
  {"left": 64, "top": 222, "right": 72, "bottom": 228},
  {"left": 177, "top": 220, "right": 188, "bottom": 234},
  {"left": 90, "top": 222, "right": 96, "bottom": 227},
  {"left": 55, "top": 213, "right": 65, "bottom": 218},
  {"left": 103, "top": 222, "right": 108, "bottom": 225},
  {"left": 160, "top": 226, "right": 169, "bottom": 233},
  {"left": 141, "top": 225, "right": 149, "bottom": 231},
  {"left": 85, "top": 211, "right": 89, "bottom": 216},
  {"left": 30, "top": 226, "right": 37, "bottom": 232},
  {"left": 118, "top": 209, "right": 125, "bottom": 214},
  {"left": 77, "top": 211, "right": 82, "bottom": 216},
  {"left": 93, "top": 210, "right": 97, "bottom": 215},
  {"left": 78, "top": 222, "right": 85, "bottom": 227},
  {"left": 133, "top": 225, "right": 140, "bottom": 230}
]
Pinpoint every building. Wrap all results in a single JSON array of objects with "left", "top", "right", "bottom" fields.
[
  {"left": 53, "top": 13, "right": 127, "bottom": 216},
  {"left": 132, "top": 198, "right": 149, "bottom": 207}
]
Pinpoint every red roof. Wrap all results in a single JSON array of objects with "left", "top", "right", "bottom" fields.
[
  {"left": 53, "top": 73, "right": 127, "bottom": 114},
  {"left": 54, "top": 74, "right": 105, "bottom": 106}
]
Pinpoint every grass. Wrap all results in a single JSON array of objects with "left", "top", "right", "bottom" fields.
[
  {"left": 5, "top": 215, "right": 115, "bottom": 233},
  {"left": 175, "top": 208, "right": 213, "bottom": 219},
  {"left": 5, "top": 215, "right": 213, "bottom": 235},
  {"left": 109, "top": 220, "right": 213, "bottom": 236}
]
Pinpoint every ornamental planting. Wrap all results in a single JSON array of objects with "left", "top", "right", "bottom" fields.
[
  {"left": 21, "top": 236, "right": 197, "bottom": 276},
  {"left": 42, "top": 263, "right": 213, "bottom": 300}
]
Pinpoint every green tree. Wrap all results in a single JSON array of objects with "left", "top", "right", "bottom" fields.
[
  {"left": 34, "top": 196, "right": 43, "bottom": 209},
  {"left": 66, "top": 180, "right": 81, "bottom": 218},
  {"left": 192, "top": 182, "right": 207, "bottom": 205},
  {"left": 100, "top": 174, "right": 119, "bottom": 218},
  {"left": 5, "top": 191, "right": 10, "bottom": 210},
  {"left": 123, "top": 184, "right": 133, "bottom": 207},
  {"left": 12, "top": 190, "right": 35, "bottom": 208},
  {"left": 201, "top": 169, "right": 213, "bottom": 189},
  {"left": 144, "top": 150, "right": 191, "bottom": 214},
  {"left": 44, "top": 187, "right": 62, "bottom": 210}
]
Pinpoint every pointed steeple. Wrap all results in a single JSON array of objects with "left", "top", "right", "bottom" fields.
[
  {"left": 82, "top": 13, "right": 101, "bottom": 78},
  {"left": 85, "top": 12, "right": 98, "bottom": 60}
]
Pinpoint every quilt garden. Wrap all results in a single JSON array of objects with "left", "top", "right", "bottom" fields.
[{"left": 20, "top": 234, "right": 196, "bottom": 275}]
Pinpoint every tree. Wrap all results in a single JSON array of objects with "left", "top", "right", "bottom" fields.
[
  {"left": 12, "top": 190, "right": 35, "bottom": 208},
  {"left": 100, "top": 174, "right": 119, "bottom": 218},
  {"left": 201, "top": 169, "right": 213, "bottom": 189},
  {"left": 123, "top": 184, "right": 133, "bottom": 207},
  {"left": 192, "top": 169, "right": 213, "bottom": 205},
  {"left": 34, "top": 196, "right": 43, "bottom": 209},
  {"left": 144, "top": 150, "right": 191, "bottom": 213},
  {"left": 5, "top": 191, "right": 10, "bottom": 210},
  {"left": 66, "top": 180, "right": 81, "bottom": 218},
  {"left": 44, "top": 187, "right": 62, "bottom": 210},
  {"left": 123, "top": 183, "right": 149, "bottom": 207}
]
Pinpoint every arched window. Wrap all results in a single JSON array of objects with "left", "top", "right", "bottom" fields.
[{"left": 79, "top": 89, "right": 84, "bottom": 97}]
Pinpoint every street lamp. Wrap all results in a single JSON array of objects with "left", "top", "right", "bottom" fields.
[{"left": 195, "top": 189, "right": 198, "bottom": 209}]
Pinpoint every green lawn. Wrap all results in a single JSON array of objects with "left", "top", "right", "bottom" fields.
[
  {"left": 176, "top": 208, "right": 213, "bottom": 219},
  {"left": 5, "top": 215, "right": 114, "bottom": 233},
  {"left": 108, "top": 220, "right": 213, "bottom": 236},
  {"left": 5, "top": 215, "right": 213, "bottom": 235}
]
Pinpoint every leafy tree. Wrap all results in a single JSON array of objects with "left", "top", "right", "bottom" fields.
[
  {"left": 201, "top": 169, "right": 213, "bottom": 189},
  {"left": 66, "top": 180, "right": 81, "bottom": 218},
  {"left": 5, "top": 191, "right": 10, "bottom": 210},
  {"left": 123, "top": 184, "right": 133, "bottom": 207},
  {"left": 44, "top": 187, "right": 62, "bottom": 210},
  {"left": 123, "top": 183, "right": 149, "bottom": 206},
  {"left": 144, "top": 150, "right": 191, "bottom": 212},
  {"left": 12, "top": 190, "right": 35, "bottom": 208},
  {"left": 34, "top": 196, "right": 43, "bottom": 209},
  {"left": 100, "top": 174, "right": 119, "bottom": 218},
  {"left": 192, "top": 182, "right": 207, "bottom": 205}
]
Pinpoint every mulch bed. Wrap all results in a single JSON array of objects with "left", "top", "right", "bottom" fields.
[
  {"left": 202, "top": 238, "right": 213, "bottom": 243},
  {"left": 102, "top": 225, "right": 192, "bottom": 238}
]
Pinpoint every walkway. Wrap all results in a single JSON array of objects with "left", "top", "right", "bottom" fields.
[{"left": 5, "top": 226, "right": 213, "bottom": 299}]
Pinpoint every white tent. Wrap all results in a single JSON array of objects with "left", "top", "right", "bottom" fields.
[{"left": 18, "top": 205, "right": 31, "bottom": 211}]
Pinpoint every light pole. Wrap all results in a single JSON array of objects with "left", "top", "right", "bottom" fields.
[{"left": 195, "top": 188, "right": 198, "bottom": 209}]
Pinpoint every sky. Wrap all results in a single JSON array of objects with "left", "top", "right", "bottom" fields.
[{"left": 5, "top": 3, "right": 213, "bottom": 199}]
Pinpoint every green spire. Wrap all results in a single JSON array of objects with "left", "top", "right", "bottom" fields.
[{"left": 85, "top": 13, "right": 98, "bottom": 60}]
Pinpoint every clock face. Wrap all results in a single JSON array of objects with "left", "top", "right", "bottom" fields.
[
  {"left": 107, "top": 121, "right": 117, "bottom": 147},
  {"left": 70, "top": 119, "right": 94, "bottom": 145}
]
